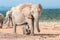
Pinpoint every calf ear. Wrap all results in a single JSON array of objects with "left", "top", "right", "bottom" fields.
[{"left": 38, "top": 4, "right": 42, "bottom": 13}]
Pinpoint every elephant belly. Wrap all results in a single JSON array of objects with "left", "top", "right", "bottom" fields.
[
  {"left": 12, "top": 13, "right": 26, "bottom": 25},
  {"left": 15, "top": 18, "right": 25, "bottom": 25}
]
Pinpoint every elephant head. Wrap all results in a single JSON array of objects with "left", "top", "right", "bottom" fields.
[{"left": 31, "top": 4, "right": 42, "bottom": 32}]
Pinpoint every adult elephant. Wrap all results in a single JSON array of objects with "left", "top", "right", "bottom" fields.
[
  {"left": 12, "top": 7, "right": 32, "bottom": 35},
  {"left": 17, "top": 3, "right": 42, "bottom": 32},
  {"left": 21, "top": 4, "right": 42, "bottom": 34},
  {"left": 0, "top": 13, "right": 4, "bottom": 28},
  {"left": 12, "top": 3, "right": 42, "bottom": 35}
]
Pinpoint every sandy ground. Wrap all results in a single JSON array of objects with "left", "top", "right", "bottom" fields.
[{"left": 0, "top": 21, "right": 60, "bottom": 40}]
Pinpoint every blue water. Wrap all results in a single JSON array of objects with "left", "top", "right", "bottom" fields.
[{"left": 0, "top": 7, "right": 60, "bottom": 21}]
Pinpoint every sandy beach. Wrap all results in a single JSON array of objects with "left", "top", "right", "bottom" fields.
[{"left": 0, "top": 21, "right": 60, "bottom": 40}]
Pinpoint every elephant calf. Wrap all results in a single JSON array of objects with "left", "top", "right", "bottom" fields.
[
  {"left": 0, "top": 13, "right": 4, "bottom": 28},
  {"left": 4, "top": 10, "right": 13, "bottom": 28}
]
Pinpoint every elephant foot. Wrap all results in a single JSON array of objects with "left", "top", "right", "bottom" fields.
[
  {"left": 23, "top": 28, "right": 31, "bottom": 35},
  {"left": 38, "top": 29, "right": 40, "bottom": 32},
  {"left": 24, "top": 29, "right": 34, "bottom": 36},
  {"left": 23, "top": 29, "right": 30, "bottom": 35},
  {"left": 13, "top": 30, "right": 17, "bottom": 35},
  {"left": 12, "top": 32, "right": 17, "bottom": 35},
  {"left": 30, "top": 34, "right": 34, "bottom": 36},
  {"left": 26, "top": 30, "right": 31, "bottom": 35},
  {"left": 30, "top": 31, "right": 34, "bottom": 36},
  {"left": 0, "top": 26, "right": 2, "bottom": 28},
  {"left": 11, "top": 33, "right": 17, "bottom": 37},
  {"left": 30, "top": 30, "right": 34, "bottom": 36}
]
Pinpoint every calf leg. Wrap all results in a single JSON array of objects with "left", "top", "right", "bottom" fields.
[
  {"left": 0, "top": 21, "right": 3, "bottom": 28},
  {"left": 13, "top": 24, "right": 17, "bottom": 34},
  {"left": 27, "top": 19, "right": 34, "bottom": 35},
  {"left": 22, "top": 24, "right": 26, "bottom": 35},
  {"left": 23, "top": 24, "right": 29, "bottom": 35},
  {"left": 22, "top": 23, "right": 31, "bottom": 35},
  {"left": 7, "top": 18, "right": 10, "bottom": 27},
  {"left": 13, "top": 20, "right": 17, "bottom": 34}
]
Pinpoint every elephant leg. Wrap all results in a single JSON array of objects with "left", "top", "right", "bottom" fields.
[
  {"left": 27, "top": 19, "right": 34, "bottom": 35},
  {"left": 10, "top": 18, "right": 13, "bottom": 27},
  {"left": 13, "top": 24, "right": 17, "bottom": 34},
  {"left": 10, "top": 19, "right": 13, "bottom": 27},
  {"left": 23, "top": 24, "right": 29, "bottom": 35},
  {"left": 25, "top": 24, "right": 31, "bottom": 35},
  {"left": 8, "top": 18, "right": 10, "bottom": 27},
  {"left": 32, "top": 16, "right": 34, "bottom": 35},
  {"left": 0, "top": 21, "right": 3, "bottom": 28},
  {"left": 23, "top": 23, "right": 31, "bottom": 35},
  {"left": 0, "top": 23, "right": 2, "bottom": 28},
  {"left": 1, "top": 21, "right": 3, "bottom": 28},
  {"left": 11, "top": 20, "right": 13, "bottom": 26},
  {"left": 23, "top": 25, "right": 26, "bottom": 35}
]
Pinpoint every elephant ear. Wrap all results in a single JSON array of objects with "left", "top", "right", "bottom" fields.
[{"left": 38, "top": 4, "right": 42, "bottom": 13}]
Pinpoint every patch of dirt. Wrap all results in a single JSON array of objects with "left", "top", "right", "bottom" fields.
[{"left": 0, "top": 21, "right": 60, "bottom": 40}]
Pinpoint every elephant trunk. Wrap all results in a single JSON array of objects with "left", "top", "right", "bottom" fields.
[
  {"left": 34, "top": 4, "right": 42, "bottom": 32},
  {"left": 35, "top": 17, "right": 40, "bottom": 32},
  {"left": 34, "top": 15, "right": 40, "bottom": 32}
]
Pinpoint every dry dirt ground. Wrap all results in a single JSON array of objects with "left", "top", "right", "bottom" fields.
[{"left": 0, "top": 21, "right": 60, "bottom": 40}]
